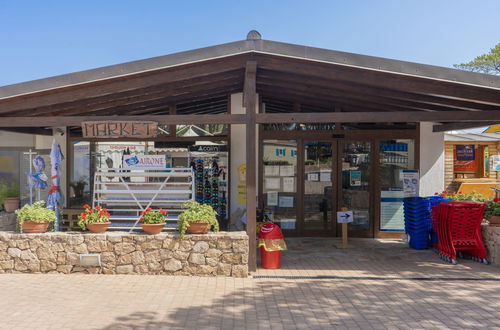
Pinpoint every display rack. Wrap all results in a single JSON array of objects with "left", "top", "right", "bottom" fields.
[
  {"left": 93, "top": 167, "right": 194, "bottom": 232},
  {"left": 188, "top": 150, "right": 228, "bottom": 222}
]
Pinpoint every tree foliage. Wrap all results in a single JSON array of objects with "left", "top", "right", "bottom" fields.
[{"left": 454, "top": 44, "right": 500, "bottom": 75}]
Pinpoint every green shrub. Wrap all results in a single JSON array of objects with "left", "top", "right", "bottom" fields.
[{"left": 177, "top": 202, "right": 219, "bottom": 237}]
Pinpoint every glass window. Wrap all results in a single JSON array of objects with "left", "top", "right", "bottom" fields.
[
  {"left": 176, "top": 124, "right": 227, "bottom": 137},
  {"left": 379, "top": 139, "right": 415, "bottom": 231},
  {"left": 341, "top": 141, "right": 371, "bottom": 233},
  {"left": 262, "top": 140, "right": 297, "bottom": 231}
]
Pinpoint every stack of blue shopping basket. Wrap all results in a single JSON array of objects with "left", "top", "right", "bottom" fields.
[
  {"left": 403, "top": 197, "right": 432, "bottom": 249},
  {"left": 403, "top": 196, "right": 448, "bottom": 250}
]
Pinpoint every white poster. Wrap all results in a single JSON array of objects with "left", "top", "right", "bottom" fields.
[
  {"left": 402, "top": 170, "right": 419, "bottom": 197},
  {"left": 280, "top": 165, "right": 294, "bottom": 177},
  {"left": 265, "top": 165, "right": 280, "bottom": 176},
  {"left": 123, "top": 155, "right": 169, "bottom": 170},
  {"left": 320, "top": 171, "right": 331, "bottom": 182},
  {"left": 380, "top": 189, "right": 405, "bottom": 231},
  {"left": 279, "top": 196, "right": 294, "bottom": 208},
  {"left": 283, "top": 177, "right": 295, "bottom": 192},
  {"left": 267, "top": 191, "right": 279, "bottom": 206},
  {"left": 265, "top": 178, "right": 281, "bottom": 190},
  {"left": 307, "top": 173, "right": 319, "bottom": 181}
]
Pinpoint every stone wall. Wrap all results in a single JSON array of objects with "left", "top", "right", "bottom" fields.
[
  {"left": 0, "top": 212, "right": 16, "bottom": 231},
  {"left": 482, "top": 225, "right": 500, "bottom": 266},
  {"left": 0, "top": 231, "right": 249, "bottom": 277}
]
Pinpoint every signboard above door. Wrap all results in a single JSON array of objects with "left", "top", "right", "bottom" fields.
[{"left": 81, "top": 121, "right": 158, "bottom": 138}]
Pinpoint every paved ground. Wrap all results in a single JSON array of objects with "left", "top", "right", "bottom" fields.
[{"left": 1, "top": 238, "right": 500, "bottom": 329}]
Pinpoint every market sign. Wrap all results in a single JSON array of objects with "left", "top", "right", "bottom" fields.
[
  {"left": 82, "top": 121, "right": 158, "bottom": 138},
  {"left": 123, "top": 155, "right": 172, "bottom": 170}
]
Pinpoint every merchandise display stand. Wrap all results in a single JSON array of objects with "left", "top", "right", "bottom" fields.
[
  {"left": 188, "top": 150, "right": 228, "bottom": 223},
  {"left": 93, "top": 167, "right": 194, "bottom": 232}
]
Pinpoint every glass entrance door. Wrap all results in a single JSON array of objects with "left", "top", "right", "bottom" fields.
[
  {"left": 302, "top": 141, "right": 335, "bottom": 235},
  {"left": 339, "top": 141, "right": 372, "bottom": 237}
]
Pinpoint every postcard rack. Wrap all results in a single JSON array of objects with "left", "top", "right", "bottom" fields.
[{"left": 92, "top": 167, "right": 195, "bottom": 232}]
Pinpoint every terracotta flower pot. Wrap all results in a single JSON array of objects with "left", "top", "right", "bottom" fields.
[
  {"left": 22, "top": 221, "right": 49, "bottom": 233},
  {"left": 187, "top": 221, "right": 210, "bottom": 234},
  {"left": 141, "top": 223, "right": 165, "bottom": 235},
  {"left": 87, "top": 222, "right": 111, "bottom": 233},
  {"left": 489, "top": 216, "right": 500, "bottom": 227},
  {"left": 3, "top": 197, "right": 20, "bottom": 213}
]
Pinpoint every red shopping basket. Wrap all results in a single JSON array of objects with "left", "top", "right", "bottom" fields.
[{"left": 432, "top": 201, "right": 487, "bottom": 264}]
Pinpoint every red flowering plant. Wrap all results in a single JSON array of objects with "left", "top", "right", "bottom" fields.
[
  {"left": 139, "top": 207, "right": 168, "bottom": 224},
  {"left": 77, "top": 204, "right": 111, "bottom": 231},
  {"left": 434, "top": 190, "right": 489, "bottom": 202}
]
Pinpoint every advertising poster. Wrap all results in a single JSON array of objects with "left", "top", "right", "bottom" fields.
[
  {"left": 278, "top": 196, "right": 294, "bottom": 208},
  {"left": 350, "top": 170, "right": 361, "bottom": 186},
  {"left": 402, "top": 170, "right": 419, "bottom": 197},
  {"left": 267, "top": 191, "right": 278, "bottom": 206},
  {"left": 493, "top": 155, "right": 500, "bottom": 171},
  {"left": 123, "top": 155, "right": 169, "bottom": 170}
]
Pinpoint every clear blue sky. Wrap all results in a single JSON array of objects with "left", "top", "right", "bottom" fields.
[{"left": 1, "top": 0, "right": 499, "bottom": 86}]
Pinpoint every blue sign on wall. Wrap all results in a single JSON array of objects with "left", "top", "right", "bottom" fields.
[{"left": 456, "top": 144, "right": 475, "bottom": 161}]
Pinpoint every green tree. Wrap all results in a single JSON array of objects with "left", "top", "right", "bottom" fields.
[{"left": 454, "top": 43, "right": 500, "bottom": 75}]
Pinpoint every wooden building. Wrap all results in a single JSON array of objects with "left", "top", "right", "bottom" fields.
[{"left": 1, "top": 31, "right": 500, "bottom": 270}]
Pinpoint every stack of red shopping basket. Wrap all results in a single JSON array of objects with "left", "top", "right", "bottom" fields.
[{"left": 430, "top": 201, "right": 488, "bottom": 265}]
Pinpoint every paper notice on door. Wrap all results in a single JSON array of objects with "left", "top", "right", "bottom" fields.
[
  {"left": 279, "top": 196, "right": 294, "bottom": 208},
  {"left": 307, "top": 173, "right": 319, "bottom": 181},
  {"left": 320, "top": 171, "right": 331, "bottom": 182},
  {"left": 279, "top": 165, "right": 294, "bottom": 177},
  {"left": 267, "top": 191, "right": 278, "bottom": 206},
  {"left": 283, "top": 177, "right": 295, "bottom": 192},
  {"left": 265, "top": 177, "right": 281, "bottom": 190},
  {"left": 264, "top": 165, "right": 280, "bottom": 176}
]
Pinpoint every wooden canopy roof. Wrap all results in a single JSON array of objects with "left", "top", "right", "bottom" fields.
[{"left": 1, "top": 30, "right": 500, "bottom": 132}]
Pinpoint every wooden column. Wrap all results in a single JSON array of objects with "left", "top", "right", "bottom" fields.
[{"left": 244, "top": 61, "right": 258, "bottom": 272}]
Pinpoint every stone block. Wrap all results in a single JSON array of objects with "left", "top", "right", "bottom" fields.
[
  {"left": 117, "top": 254, "right": 132, "bottom": 265},
  {"left": 159, "top": 249, "right": 172, "bottom": 261},
  {"left": 188, "top": 253, "right": 206, "bottom": 265},
  {"left": 40, "top": 260, "right": 57, "bottom": 272},
  {"left": 0, "top": 260, "right": 14, "bottom": 270},
  {"left": 73, "top": 244, "right": 89, "bottom": 254},
  {"left": 114, "top": 243, "right": 135, "bottom": 255},
  {"left": 232, "top": 240, "right": 249, "bottom": 253},
  {"left": 57, "top": 252, "right": 66, "bottom": 265},
  {"left": 172, "top": 251, "right": 189, "bottom": 261},
  {"left": 144, "top": 250, "right": 160, "bottom": 263},
  {"left": 135, "top": 264, "right": 149, "bottom": 274},
  {"left": 7, "top": 247, "right": 21, "bottom": 258},
  {"left": 14, "top": 260, "right": 27, "bottom": 271},
  {"left": 20, "top": 250, "right": 37, "bottom": 261},
  {"left": 206, "top": 248, "right": 222, "bottom": 258},
  {"left": 231, "top": 265, "right": 248, "bottom": 278},
  {"left": 217, "top": 263, "right": 232, "bottom": 276},
  {"left": 37, "top": 247, "right": 56, "bottom": 262},
  {"left": 164, "top": 259, "right": 182, "bottom": 272},
  {"left": 222, "top": 253, "right": 241, "bottom": 264},
  {"left": 192, "top": 241, "right": 209, "bottom": 253},
  {"left": 178, "top": 240, "right": 193, "bottom": 252},
  {"left": 106, "top": 234, "right": 122, "bottom": 243},
  {"left": 131, "top": 251, "right": 145, "bottom": 265},
  {"left": 140, "top": 240, "right": 162, "bottom": 251},
  {"left": 206, "top": 257, "right": 218, "bottom": 267},
  {"left": 116, "top": 265, "right": 134, "bottom": 274},
  {"left": 217, "top": 239, "right": 232, "bottom": 250},
  {"left": 56, "top": 264, "right": 73, "bottom": 274}
]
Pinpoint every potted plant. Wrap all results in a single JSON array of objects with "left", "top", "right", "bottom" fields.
[
  {"left": 77, "top": 205, "right": 111, "bottom": 233},
  {"left": 0, "top": 181, "right": 20, "bottom": 213},
  {"left": 485, "top": 201, "right": 500, "bottom": 226},
  {"left": 177, "top": 201, "right": 219, "bottom": 237},
  {"left": 139, "top": 207, "right": 167, "bottom": 234},
  {"left": 15, "top": 201, "right": 56, "bottom": 233}
]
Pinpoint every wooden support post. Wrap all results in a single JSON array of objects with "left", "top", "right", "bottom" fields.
[
  {"left": 342, "top": 223, "right": 348, "bottom": 247},
  {"left": 244, "top": 60, "right": 258, "bottom": 272}
]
